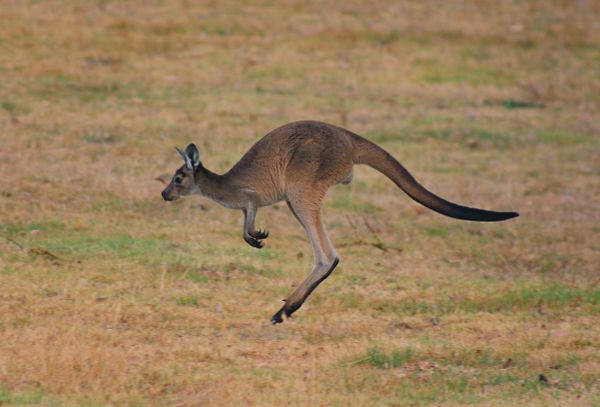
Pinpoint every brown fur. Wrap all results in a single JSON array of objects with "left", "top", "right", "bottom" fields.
[{"left": 162, "top": 121, "right": 518, "bottom": 323}]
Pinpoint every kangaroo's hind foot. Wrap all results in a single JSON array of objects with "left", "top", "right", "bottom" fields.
[{"left": 271, "top": 257, "right": 340, "bottom": 324}]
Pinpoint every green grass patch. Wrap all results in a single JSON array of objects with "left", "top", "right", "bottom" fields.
[
  {"left": 1, "top": 266, "right": 19, "bottom": 276},
  {"left": 536, "top": 130, "right": 586, "bottom": 146},
  {"left": 255, "top": 248, "right": 281, "bottom": 260},
  {"left": 1, "top": 219, "right": 66, "bottom": 236},
  {"left": 460, "top": 45, "right": 490, "bottom": 61},
  {"left": 367, "top": 127, "right": 513, "bottom": 148},
  {"left": 31, "top": 74, "right": 186, "bottom": 105},
  {"left": 369, "top": 283, "right": 600, "bottom": 317},
  {"left": 329, "top": 191, "right": 380, "bottom": 213},
  {"left": 483, "top": 98, "right": 545, "bottom": 109},
  {"left": 186, "top": 271, "right": 210, "bottom": 284},
  {"left": 505, "top": 284, "right": 600, "bottom": 307},
  {"left": 349, "top": 346, "right": 546, "bottom": 404},
  {"left": 1, "top": 99, "right": 16, "bottom": 112},
  {"left": 421, "top": 65, "right": 514, "bottom": 85},
  {"left": 348, "top": 345, "right": 578, "bottom": 404},
  {"left": 177, "top": 295, "right": 199, "bottom": 307},
  {"left": 446, "top": 348, "right": 510, "bottom": 368},
  {"left": 43, "top": 234, "right": 164, "bottom": 259},
  {"left": 9, "top": 228, "right": 194, "bottom": 266},
  {"left": 423, "top": 225, "right": 452, "bottom": 238},
  {"left": 501, "top": 99, "right": 544, "bottom": 109},
  {"left": 364, "top": 347, "right": 416, "bottom": 369},
  {"left": 366, "top": 129, "right": 410, "bottom": 144},
  {"left": 234, "top": 262, "right": 259, "bottom": 274},
  {"left": 88, "top": 193, "right": 159, "bottom": 214},
  {"left": 486, "top": 372, "right": 520, "bottom": 385},
  {"left": 426, "top": 128, "right": 512, "bottom": 148},
  {"left": 0, "top": 386, "right": 46, "bottom": 404},
  {"left": 364, "top": 30, "right": 401, "bottom": 46}
]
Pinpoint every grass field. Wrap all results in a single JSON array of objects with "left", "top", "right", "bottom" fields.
[{"left": 1, "top": 1, "right": 599, "bottom": 405}]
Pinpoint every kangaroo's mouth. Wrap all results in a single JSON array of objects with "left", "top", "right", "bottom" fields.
[{"left": 161, "top": 190, "right": 176, "bottom": 201}]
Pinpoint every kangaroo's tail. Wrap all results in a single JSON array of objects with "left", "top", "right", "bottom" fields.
[{"left": 350, "top": 134, "right": 518, "bottom": 222}]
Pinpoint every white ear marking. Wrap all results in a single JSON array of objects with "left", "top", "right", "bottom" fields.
[{"left": 175, "top": 147, "right": 193, "bottom": 170}]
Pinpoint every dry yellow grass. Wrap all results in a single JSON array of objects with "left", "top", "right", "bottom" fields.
[{"left": 0, "top": 0, "right": 599, "bottom": 405}]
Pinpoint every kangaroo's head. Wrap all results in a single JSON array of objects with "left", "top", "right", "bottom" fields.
[{"left": 161, "top": 143, "right": 200, "bottom": 202}]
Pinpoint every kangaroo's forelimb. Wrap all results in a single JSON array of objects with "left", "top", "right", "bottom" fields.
[{"left": 242, "top": 206, "right": 269, "bottom": 248}]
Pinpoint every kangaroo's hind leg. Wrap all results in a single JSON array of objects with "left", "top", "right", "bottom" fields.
[{"left": 271, "top": 191, "right": 339, "bottom": 324}]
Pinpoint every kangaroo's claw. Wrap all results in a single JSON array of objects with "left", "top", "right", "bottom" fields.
[
  {"left": 244, "top": 235, "right": 264, "bottom": 249},
  {"left": 250, "top": 229, "right": 269, "bottom": 240}
]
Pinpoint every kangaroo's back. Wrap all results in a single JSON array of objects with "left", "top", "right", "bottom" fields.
[{"left": 225, "top": 121, "right": 355, "bottom": 197}]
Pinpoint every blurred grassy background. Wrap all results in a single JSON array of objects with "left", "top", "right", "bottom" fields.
[{"left": 0, "top": 0, "right": 599, "bottom": 405}]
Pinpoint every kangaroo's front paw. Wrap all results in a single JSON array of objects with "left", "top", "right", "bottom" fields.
[
  {"left": 244, "top": 235, "right": 264, "bottom": 249},
  {"left": 250, "top": 229, "right": 269, "bottom": 240}
]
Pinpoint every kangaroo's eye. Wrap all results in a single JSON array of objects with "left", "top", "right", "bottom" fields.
[{"left": 174, "top": 176, "right": 183, "bottom": 184}]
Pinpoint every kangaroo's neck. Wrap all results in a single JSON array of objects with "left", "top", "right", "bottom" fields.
[{"left": 194, "top": 166, "right": 244, "bottom": 208}]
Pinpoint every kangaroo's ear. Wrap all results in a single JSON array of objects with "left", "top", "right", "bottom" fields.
[
  {"left": 175, "top": 147, "right": 193, "bottom": 170},
  {"left": 185, "top": 143, "right": 200, "bottom": 169}
]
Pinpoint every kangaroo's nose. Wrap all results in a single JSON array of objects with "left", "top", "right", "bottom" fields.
[{"left": 161, "top": 190, "right": 171, "bottom": 201}]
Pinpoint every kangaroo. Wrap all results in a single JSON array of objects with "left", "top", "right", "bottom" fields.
[{"left": 161, "top": 121, "right": 518, "bottom": 324}]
